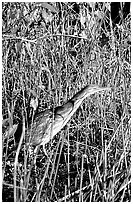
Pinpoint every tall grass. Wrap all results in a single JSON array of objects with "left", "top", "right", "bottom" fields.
[{"left": 2, "top": 2, "right": 131, "bottom": 202}]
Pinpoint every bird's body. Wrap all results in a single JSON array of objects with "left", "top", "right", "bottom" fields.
[{"left": 26, "top": 85, "right": 110, "bottom": 147}]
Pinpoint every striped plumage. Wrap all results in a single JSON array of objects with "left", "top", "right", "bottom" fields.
[{"left": 26, "top": 85, "right": 110, "bottom": 147}]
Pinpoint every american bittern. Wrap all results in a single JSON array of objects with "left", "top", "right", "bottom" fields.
[{"left": 26, "top": 85, "right": 110, "bottom": 149}]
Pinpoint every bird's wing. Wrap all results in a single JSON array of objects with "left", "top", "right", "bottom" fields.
[
  {"left": 26, "top": 109, "right": 53, "bottom": 146},
  {"left": 54, "top": 102, "right": 73, "bottom": 121},
  {"left": 51, "top": 102, "right": 74, "bottom": 136}
]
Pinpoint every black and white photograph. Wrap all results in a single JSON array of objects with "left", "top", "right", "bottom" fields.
[{"left": 2, "top": 2, "right": 131, "bottom": 202}]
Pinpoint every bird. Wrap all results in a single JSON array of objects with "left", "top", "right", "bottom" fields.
[{"left": 26, "top": 85, "right": 110, "bottom": 150}]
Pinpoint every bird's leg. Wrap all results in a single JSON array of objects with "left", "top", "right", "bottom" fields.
[
  {"left": 42, "top": 144, "right": 52, "bottom": 164},
  {"left": 42, "top": 144, "right": 47, "bottom": 156},
  {"left": 33, "top": 146, "right": 40, "bottom": 165},
  {"left": 33, "top": 146, "right": 43, "bottom": 188}
]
